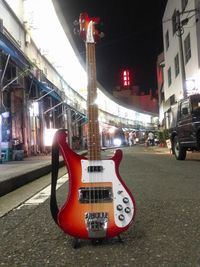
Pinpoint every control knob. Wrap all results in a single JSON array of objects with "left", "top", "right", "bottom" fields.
[
  {"left": 125, "top": 207, "right": 131, "bottom": 213},
  {"left": 118, "top": 214, "right": 125, "bottom": 221},
  {"left": 123, "top": 197, "right": 129, "bottom": 204},
  {"left": 117, "top": 204, "right": 123, "bottom": 211}
]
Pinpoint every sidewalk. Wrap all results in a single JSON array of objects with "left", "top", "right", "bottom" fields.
[
  {"left": 0, "top": 155, "right": 58, "bottom": 197},
  {"left": 0, "top": 149, "right": 87, "bottom": 197}
]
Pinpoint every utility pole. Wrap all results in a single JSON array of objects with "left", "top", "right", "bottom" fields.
[
  {"left": 175, "top": 8, "right": 199, "bottom": 99},
  {"left": 176, "top": 10, "right": 187, "bottom": 99}
]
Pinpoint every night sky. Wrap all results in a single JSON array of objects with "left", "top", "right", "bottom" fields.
[{"left": 56, "top": 0, "right": 167, "bottom": 94}]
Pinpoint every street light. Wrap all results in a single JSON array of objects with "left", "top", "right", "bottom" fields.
[{"left": 185, "top": 79, "right": 197, "bottom": 96}]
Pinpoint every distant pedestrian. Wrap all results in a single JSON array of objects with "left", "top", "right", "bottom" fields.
[
  {"left": 129, "top": 131, "right": 136, "bottom": 146},
  {"left": 132, "top": 131, "right": 136, "bottom": 145},
  {"left": 148, "top": 132, "right": 154, "bottom": 146},
  {"left": 128, "top": 132, "right": 133, "bottom": 146},
  {"left": 125, "top": 131, "right": 129, "bottom": 146}
]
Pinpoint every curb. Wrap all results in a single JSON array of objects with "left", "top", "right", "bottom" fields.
[
  {"left": 0, "top": 150, "right": 88, "bottom": 197},
  {"left": 0, "top": 161, "right": 64, "bottom": 197}
]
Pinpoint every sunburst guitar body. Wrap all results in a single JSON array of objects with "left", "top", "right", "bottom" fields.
[{"left": 56, "top": 130, "right": 136, "bottom": 239}]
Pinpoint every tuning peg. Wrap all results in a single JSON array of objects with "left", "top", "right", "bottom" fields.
[
  {"left": 73, "top": 28, "right": 80, "bottom": 35},
  {"left": 73, "top": 19, "right": 80, "bottom": 35},
  {"left": 93, "top": 21, "right": 104, "bottom": 40},
  {"left": 73, "top": 20, "right": 79, "bottom": 26},
  {"left": 94, "top": 21, "right": 104, "bottom": 31},
  {"left": 99, "top": 32, "right": 105, "bottom": 39}
]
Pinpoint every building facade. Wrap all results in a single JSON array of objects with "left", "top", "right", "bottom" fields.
[{"left": 161, "top": 0, "right": 200, "bottom": 127}]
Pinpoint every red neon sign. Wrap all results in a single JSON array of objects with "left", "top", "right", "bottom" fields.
[{"left": 123, "top": 69, "right": 130, "bottom": 86}]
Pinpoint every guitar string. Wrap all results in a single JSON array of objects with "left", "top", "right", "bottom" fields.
[
  {"left": 93, "top": 44, "right": 101, "bottom": 210},
  {"left": 88, "top": 42, "right": 92, "bottom": 210},
  {"left": 88, "top": 42, "right": 105, "bottom": 218},
  {"left": 91, "top": 43, "right": 95, "bottom": 211}
]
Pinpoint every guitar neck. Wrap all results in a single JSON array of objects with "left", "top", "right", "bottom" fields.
[{"left": 86, "top": 42, "right": 101, "bottom": 160}]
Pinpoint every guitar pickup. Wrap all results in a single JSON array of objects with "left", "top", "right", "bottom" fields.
[
  {"left": 87, "top": 165, "right": 103, "bottom": 172},
  {"left": 79, "top": 187, "right": 113, "bottom": 203}
]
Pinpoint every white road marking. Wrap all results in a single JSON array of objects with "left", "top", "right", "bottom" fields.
[{"left": 15, "top": 174, "right": 68, "bottom": 209}]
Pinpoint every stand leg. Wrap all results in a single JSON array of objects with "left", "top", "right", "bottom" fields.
[
  {"left": 73, "top": 238, "right": 81, "bottom": 249},
  {"left": 91, "top": 238, "right": 103, "bottom": 245},
  {"left": 118, "top": 235, "right": 123, "bottom": 243}
]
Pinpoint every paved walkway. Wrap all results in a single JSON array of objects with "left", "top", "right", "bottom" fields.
[
  {"left": 0, "top": 149, "right": 87, "bottom": 197},
  {"left": 1, "top": 145, "right": 199, "bottom": 197},
  {"left": 0, "top": 155, "right": 52, "bottom": 181}
]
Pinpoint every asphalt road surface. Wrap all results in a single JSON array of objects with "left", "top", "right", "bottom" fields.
[{"left": 0, "top": 146, "right": 200, "bottom": 266}]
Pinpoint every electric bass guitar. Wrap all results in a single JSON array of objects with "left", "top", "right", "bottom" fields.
[{"left": 51, "top": 12, "right": 136, "bottom": 241}]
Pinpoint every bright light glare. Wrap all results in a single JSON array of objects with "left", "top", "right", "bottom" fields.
[
  {"left": 44, "top": 128, "right": 58, "bottom": 146},
  {"left": 108, "top": 128, "right": 115, "bottom": 134},
  {"left": 113, "top": 138, "right": 122, "bottom": 146},
  {"left": 23, "top": 0, "right": 87, "bottom": 92},
  {"left": 186, "top": 79, "right": 195, "bottom": 91},
  {"left": 30, "top": 102, "right": 39, "bottom": 116},
  {"left": 2, "top": 112, "right": 10, "bottom": 118}
]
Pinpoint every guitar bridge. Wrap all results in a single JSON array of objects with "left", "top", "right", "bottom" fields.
[{"left": 85, "top": 212, "right": 108, "bottom": 238}]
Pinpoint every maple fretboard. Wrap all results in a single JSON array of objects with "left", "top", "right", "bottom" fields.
[{"left": 86, "top": 42, "right": 101, "bottom": 160}]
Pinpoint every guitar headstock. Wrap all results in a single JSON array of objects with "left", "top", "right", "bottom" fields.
[{"left": 79, "top": 12, "right": 102, "bottom": 43}]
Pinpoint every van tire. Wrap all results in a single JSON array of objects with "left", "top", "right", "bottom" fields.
[{"left": 173, "top": 136, "right": 186, "bottom": 160}]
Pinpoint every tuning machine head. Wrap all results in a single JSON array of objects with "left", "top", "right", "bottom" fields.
[{"left": 78, "top": 12, "right": 104, "bottom": 43}]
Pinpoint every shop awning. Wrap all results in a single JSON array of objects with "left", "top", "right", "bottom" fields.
[
  {"left": 0, "top": 39, "right": 17, "bottom": 58},
  {"left": 37, "top": 81, "right": 62, "bottom": 102},
  {"left": 0, "top": 32, "right": 30, "bottom": 68}
]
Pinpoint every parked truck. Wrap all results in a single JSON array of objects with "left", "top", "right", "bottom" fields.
[{"left": 169, "top": 93, "right": 200, "bottom": 160}]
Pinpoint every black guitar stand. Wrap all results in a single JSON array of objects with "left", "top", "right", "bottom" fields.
[
  {"left": 50, "top": 134, "right": 60, "bottom": 225},
  {"left": 73, "top": 234, "right": 123, "bottom": 249},
  {"left": 73, "top": 238, "right": 81, "bottom": 249},
  {"left": 117, "top": 234, "right": 123, "bottom": 243}
]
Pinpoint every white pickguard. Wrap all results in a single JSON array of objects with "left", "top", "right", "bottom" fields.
[{"left": 81, "top": 159, "right": 134, "bottom": 228}]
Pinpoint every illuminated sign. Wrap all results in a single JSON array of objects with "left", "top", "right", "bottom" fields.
[{"left": 122, "top": 70, "right": 130, "bottom": 86}]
